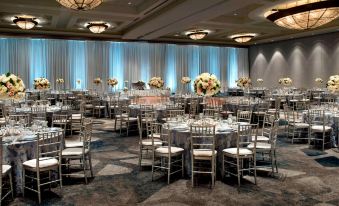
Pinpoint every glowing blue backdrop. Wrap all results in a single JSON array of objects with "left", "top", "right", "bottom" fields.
[{"left": 0, "top": 37, "right": 248, "bottom": 91}]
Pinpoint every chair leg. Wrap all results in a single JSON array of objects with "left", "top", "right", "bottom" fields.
[
  {"left": 37, "top": 172, "right": 41, "bottom": 204},
  {"left": 83, "top": 156, "right": 88, "bottom": 184},
  {"left": 274, "top": 150, "right": 278, "bottom": 173},
  {"left": 237, "top": 158, "right": 241, "bottom": 190},
  {"left": 22, "top": 169, "right": 25, "bottom": 197},
  {"left": 181, "top": 153, "right": 184, "bottom": 177},
  {"left": 253, "top": 157, "right": 257, "bottom": 185},
  {"left": 9, "top": 172, "right": 14, "bottom": 199},
  {"left": 151, "top": 151, "right": 155, "bottom": 181},
  {"left": 88, "top": 153, "right": 94, "bottom": 178},
  {"left": 191, "top": 158, "right": 194, "bottom": 187},
  {"left": 167, "top": 158, "right": 171, "bottom": 185},
  {"left": 139, "top": 147, "right": 143, "bottom": 170},
  {"left": 222, "top": 154, "right": 225, "bottom": 181}
]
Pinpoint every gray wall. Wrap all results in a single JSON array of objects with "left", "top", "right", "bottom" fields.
[{"left": 249, "top": 32, "right": 339, "bottom": 88}]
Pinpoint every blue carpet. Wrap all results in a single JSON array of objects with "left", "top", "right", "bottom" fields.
[{"left": 315, "top": 156, "right": 339, "bottom": 167}]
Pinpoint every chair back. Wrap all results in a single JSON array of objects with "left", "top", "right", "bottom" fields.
[
  {"left": 7, "top": 114, "right": 30, "bottom": 125},
  {"left": 237, "top": 124, "right": 258, "bottom": 155},
  {"left": 203, "top": 108, "right": 218, "bottom": 119},
  {"left": 190, "top": 124, "right": 216, "bottom": 157},
  {"left": 81, "top": 118, "right": 93, "bottom": 151},
  {"left": 262, "top": 114, "right": 276, "bottom": 138},
  {"left": 308, "top": 109, "right": 326, "bottom": 126},
  {"left": 189, "top": 99, "right": 199, "bottom": 118},
  {"left": 166, "top": 109, "right": 185, "bottom": 121},
  {"left": 35, "top": 131, "right": 63, "bottom": 171},
  {"left": 52, "top": 113, "right": 69, "bottom": 130},
  {"left": 237, "top": 110, "right": 252, "bottom": 123},
  {"left": 150, "top": 122, "right": 162, "bottom": 146}
]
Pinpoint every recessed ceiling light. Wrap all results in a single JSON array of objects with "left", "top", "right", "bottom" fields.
[
  {"left": 128, "top": 2, "right": 132, "bottom": 5},
  {"left": 233, "top": 13, "right": 238, "bottom": 16}
]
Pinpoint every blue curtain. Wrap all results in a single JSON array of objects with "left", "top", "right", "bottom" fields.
[{"left": 0, "top": 37, "right": 248, "bottom": 91}]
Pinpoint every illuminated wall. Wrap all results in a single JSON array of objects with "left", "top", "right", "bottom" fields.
[
  {"left": 0, "top": 37, "right": 248, "bottom": 91},
  {"left": 249, "top": 32, "right": 339, "bottom": 88}
]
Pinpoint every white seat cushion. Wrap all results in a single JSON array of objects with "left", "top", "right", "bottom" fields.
[
  {"left": 84, "top": 104, "right": 93, "bottom": 108},
  {"left": 147, "top": 133, "right": 161, "bottom": 139},
  {"left": 2, "top": 165, "right": 11, "bottom": 174},
  {"left": 247, "top": 142, "right": 271, "bottom": 149},
  {"left": 94, "top": 106, "right": 106, "bottom": 109},
  {"left": 115, "top": 114, "right": 129, "bottom": 118},
  {"left": 71, "top": 114, "right": 82, "bottom": 120},
  {"left": 155, "top": 146, "right": 184, "bottom": 154},
  {"left": 65, "top": 141, "right": 84, "bottom": 148},
  {"left": 53, "top": 119, "right": 70, "bottom": 124},
  {"left": 311, "top": 125, "right": 332, "bottom": 132},
  {"left": 223, "top": 148, "right": 253, "bottom": 156},
  {"left": 62, "top": 148, "right": 88, "bottom": 156},
  {"left": 193, "top": 149, "right": 217, "bottom": 157},
  {"left": 290, "top": 122, "right": 309, "bottom": 128},
  {"left": 23, "top": 157, "right": 58, "bottom": 169},
  {"left": 142, "top": 139, "right": 162, "bottom": 146},
  {"left": 252, "top": 135, "right": 269, "bottom": 142}
]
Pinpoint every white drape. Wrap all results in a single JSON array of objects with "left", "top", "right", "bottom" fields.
[{"left": 0, "top": 37, "right": 248, "bottom": 92}]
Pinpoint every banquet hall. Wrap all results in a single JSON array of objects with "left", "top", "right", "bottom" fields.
[{"left": 0, "top": 0, "right": 339, "bottom": 205}]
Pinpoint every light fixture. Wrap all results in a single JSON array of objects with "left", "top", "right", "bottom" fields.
[
  {"left": 230, "top": 33, "right": 258, "bottom": 43},
  {"left": 56, "top": 0, "right": 103, "bottom": 11},
  {"left": 185, "top": 30, "right": 209, "bottom": 40},
  {"left": 13, "top": 15, "right": 38, "bottom": 30},
  {"left": 266, "top": 0, "right": 339, "bottom": 30},
  {"left": 86, "top": 22, "right": 109, "bottom": 33}
]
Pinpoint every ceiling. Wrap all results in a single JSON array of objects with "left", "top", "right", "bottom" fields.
[{"left": 0, "top": 0, "right": 338, "bottom": 46}]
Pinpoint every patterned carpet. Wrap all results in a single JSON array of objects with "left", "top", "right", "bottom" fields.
[{"left": 7, "top": 119, "right": 339, "bottom": 206}]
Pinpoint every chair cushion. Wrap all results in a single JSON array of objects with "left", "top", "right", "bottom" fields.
[
  {"left": 193, "top": 149, "right": 217, "bottom": 157},
  {"left": 2, "top": 165, "right": 11, "bottom": 175},
  {"left": 53, "top": 119, "right": 70, "bottom": 124},
  {"left": 247, "top": 142, "right": 271, "bottom": 149},
  {"left": 65, "top": 141, "right": 84, "bottom": 148},
  {"left": 148, "top": 133, "right": 161, "bottom": 139},
  {"left": 223, "top": 148, "right": 253, "bottom": 156},
  {"left": 155, "top": 146, "right": 184, "bottom": 154},
  {"left": 62, "top": 148, "right": 88, "bottom": 156},
  {"left": 115, "top": 114, "right": 129, "bottom": 118},
  {"left": 290, "top": 122, "right": 309, "bottom": 128},
  {"left": 94, "top": 106, "right": 106, "bottom": 109},
  {"left": 84, "top": 104, "right": 93, "bottom": 108},
  {"left": 311, "top": 125, "right": 332, "bottom": 132},
  {"left": 252, "top": 135, "right": 269, "bottom": 142},
  {"left": 142, "top": 139, "right": 162, "bottom": 146},
  {"left": 23, "top": 157, "right": 58, "bottom": 169},
  {"left": 71, "top": 114, "right": 82, "bottom": 120}
]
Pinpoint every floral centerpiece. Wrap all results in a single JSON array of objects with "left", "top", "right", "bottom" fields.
[
  {"left": 34, "top": 77, "right": 50, "bottom": 90},
  {"left": 326, "top": 75, "right": 339, "bottom": 93},
  {"left": 181, "top": 76, "right": 191, "bottom": 84},
  {"left": 278, "top": 77, "right": 292, "bottom": 86},
  {"left": 123, "top": 87, "right": 128, "bottom": 93},
  {"left": 56, "top": 78, "right": 64, "bottom": 84},
  {"left": 0, "top": 72, "right": 25, "bottom": 99},
  {"left": 315, "top": 78, "right": 323, "bottom": 84},
  {"left": 93, "top": 77, "right": 102, "bottom": 85},
  {"left": 76, "top": 79, "right": 81, "bottom": 85},
  {"left": 193, "top": 73, "right": 221, "bottom": 96},
  {"left": 236, "top": 77, "right": 252, "bottom": 88},
  {"left": 148, "top": 77, "right": 164, "bottom": 89},
  {"left": 107, "top": 78, "right": 118, "bottom": 87},
  {"left": 257, "top": 78, "right": 264, "bottom": 84}
]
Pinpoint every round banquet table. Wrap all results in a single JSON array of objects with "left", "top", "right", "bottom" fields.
[
  {"left": 164, "top": 122, "right": 238, "bottom": 176},
  {"left": 2, "top": 127, "right": 63, "bottom": 194}
]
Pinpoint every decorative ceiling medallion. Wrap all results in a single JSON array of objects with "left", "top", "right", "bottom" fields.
[
  {"left": 56, "top": 0, "right": 103, "bottom": 11},
  {"left": 13, "top": 15, "right": 38, "bottom": 30}
]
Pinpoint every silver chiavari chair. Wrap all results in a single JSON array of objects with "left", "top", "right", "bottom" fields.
[
  {"left": 236, "top": 110, "right": 252, "bottom": 123},
  {"left": 152, "top": 124, "right": 184, "bottom": 184},
  {"left": 22, "top": 131, "right": 63, "bottom": 204},
  {"left": 308, "top": 109, "right": 332, "bottom": 151},
  {"left": 165, "top": 109, "right": 185, "bottom": 122},
  {"left": 0, "top": 135, "right": 14, "bottom": 203},
  {"left": 222, "top": 124, "right": 258, "bottom": 189},
  {"left": 190, "top": 124, "right": 216, "bottom": 188},
  {"left": 62, "top": 119, "right": 94, "bottom": 184}
]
